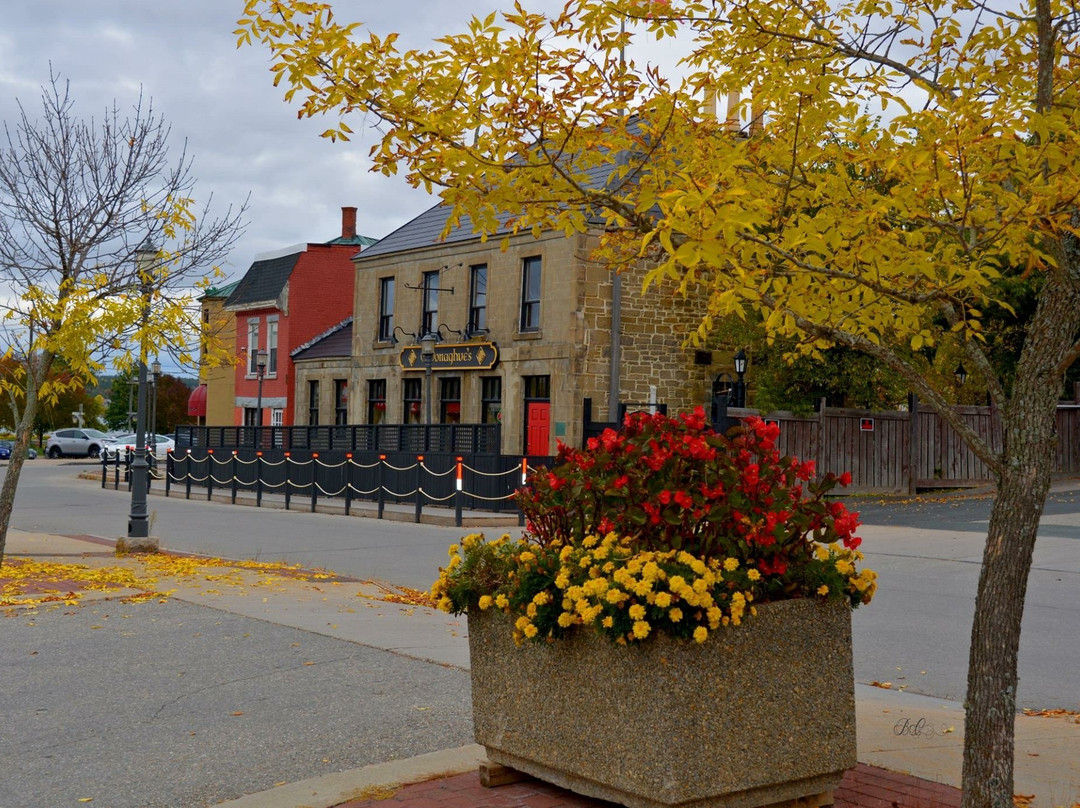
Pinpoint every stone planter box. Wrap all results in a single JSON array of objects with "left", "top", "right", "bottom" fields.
[{"left": 468, "top": 599, "right": 856, "bottom": 808}]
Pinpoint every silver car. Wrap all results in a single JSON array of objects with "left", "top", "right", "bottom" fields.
[{"left": 45, "top": 428, "right": 113, "bottom": 459}]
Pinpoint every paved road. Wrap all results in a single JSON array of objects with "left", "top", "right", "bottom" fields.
[
  {"left": 4, "top": 461, "right": 1080, "bottom": 710},
  {"left": 3, "top": 461, "right": 489, "bottom": 591}
]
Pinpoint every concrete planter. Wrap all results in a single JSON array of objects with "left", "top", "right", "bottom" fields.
[{"left": 468, "top": 599, "right": 856, "bottom": 808}]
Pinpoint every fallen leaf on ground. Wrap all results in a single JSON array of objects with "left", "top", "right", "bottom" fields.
[{"left": 870, "top": 681, "right": 893, "bottom": 689}]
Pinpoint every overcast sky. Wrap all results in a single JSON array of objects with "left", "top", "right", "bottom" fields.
[{"left": 0, "top": 2, "right": 578, "bottom": 278}]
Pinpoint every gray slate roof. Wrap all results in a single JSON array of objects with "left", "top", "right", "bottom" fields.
[
  {"left": 356, "top": 205, "right": 508, "bottom": 260},
  {"left": 224, "top": 252, "right": 302, "bottom": 309},
  {"left": 357, "top": 119, "right": 645, "bottom": 261},
  {"left": 291, "top": 317, "right": 353, "bottom": 361}
]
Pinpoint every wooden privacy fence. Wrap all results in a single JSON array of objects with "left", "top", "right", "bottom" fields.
[{"left": 731, "top": 402, "right": 1080, "bottom": 494}]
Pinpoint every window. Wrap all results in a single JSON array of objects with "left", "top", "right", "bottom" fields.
[
  {"left": 524, "top": 375, "right": 550, "bottom": 400},
  {"left": 378, "top": 277, "right": 395, "bottom": 341},
  {"left": 440, "top": 377, "right": 462, "bottom": 424},
  {"left": 422, "top": 270, "right": 440, "bottom": 337},
  {"left": 481, "top": 376, "right": 502, "bottom": 424},
  {"left": 266, "top": 318, "right": 279, "bottom": 374},
  {"left": 243, "top": 407, "right": 259, "bottom": 426},
  {"left": 271, "top": 408, "right": 284, "bottom": 427},
  {"left": 334, "top": 379, "right": 349, "bottom": 425},
  {"left": 403, "top": 378, "right": 422, "bottom": 424},
  {"left": 202, "top": 308, "right": 210, "bottom": 324},
  {"left": 367, "top": 379, "right": 387, "bottom": 424},
  {"left": 308, "top": 380, "right": 320, "bottom": 426},
  {"left": 468, "top": 264, "right": 487, "bottom": 335},
  {"left": 520, "top": 256, "right": 542, "bottom": 332},
  {"left": 247, "top": 318, "right": 260, "bottom": 374}
]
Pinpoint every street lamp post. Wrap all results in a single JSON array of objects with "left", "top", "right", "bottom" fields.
[
  {"left": 420, "top": 333, "right": 436, "bottom": 428},
  {"left": 255, "top": 349, "right": 268, "bottom": 427},
  {"left": 122, "top": 238, "right": 159, "bottom": 553},
  {"left": 733, "top": 349, "right": 748, "bottom": 408},
  {"left": 150, "top": 359, "right": 162, "bottom": 443}
]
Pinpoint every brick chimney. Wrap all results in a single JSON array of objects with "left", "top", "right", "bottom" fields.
[{"left": 341, "top": 206, "right": 357, "bottom": 240}]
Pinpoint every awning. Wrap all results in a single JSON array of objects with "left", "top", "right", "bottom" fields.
[{"left": 187, "top": 384, "right": 208, "bottom": 417}]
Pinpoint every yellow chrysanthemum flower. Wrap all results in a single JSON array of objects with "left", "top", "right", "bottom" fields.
[
  {"left": 602, "top": 616, "right": 614, "bottom": 628},
  {"left": 632, "top": 620, "right": 651, "bottom": 639},
  {"left": 478, "top": 595, "right": 493, "bottom": 610},
  {"left": 694, "top": 626, "right": 708, "bottom": 644},
  {"left": 669, "top": 607, "right": 683, "bottom": 622},
  {"left": 746, "top": 568, "right": 761, "bottom": 581},
  {"left": 817, "top": 585, "right": 829, "bottom": 596},
  {"left": 495, "top": 594, "right": 509, "bottom": 609},
  {"left": 654, "top": 591, "right": 672, "bottom": 609},
  {"left": 628, "top": 603, "right": 646, "bottom": 620},
  {"left": 532, "top": 590, "right": 552, "bottom": 605},
  {"left": 523, "top": 623, "right": 539, "bottom": 638},
  {"left": 723, "top": 557, "right": 739, "bottom": 572},
  {"left": 558, "top": 612, "right": 575, "bottom": 628}
]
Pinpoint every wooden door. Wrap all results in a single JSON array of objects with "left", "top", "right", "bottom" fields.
[{"left": 526, "top": 402, "right": 551, "bottom": 456}]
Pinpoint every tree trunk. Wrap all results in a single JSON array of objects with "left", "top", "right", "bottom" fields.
[
  {"left": 961, "top": 254, "right": 1080, "bottom": 807},
  {"left": 0, "top": 380, "right": 43, "bottom": 568},
  {"left": 961, "top": 423, "right": 1051, "bottom": 808}
]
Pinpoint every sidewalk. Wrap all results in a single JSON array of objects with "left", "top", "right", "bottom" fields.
[{"left": 4, "top": 530, "right": 1078, "bottom": 808}]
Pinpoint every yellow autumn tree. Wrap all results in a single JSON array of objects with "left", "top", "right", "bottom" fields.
[
  {"left": 237, "top": 1, "right": 1079, "bottom": 805},
  {"left": 0, "top": 74, "right": 246, "bottom": 564}
]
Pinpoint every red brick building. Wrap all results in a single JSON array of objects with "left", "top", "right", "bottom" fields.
[{"left": 224, "top": 207, "right": 375, "bottom": 426}]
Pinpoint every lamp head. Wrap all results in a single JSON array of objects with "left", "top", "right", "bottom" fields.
[
  {"left": 955, "top": 363, "right": 968, "bottom": 386},
  {"left": 420, "top": 332, "right": 437, "bottom": 358},
  {"left": 150, "top": 360, "right": 162, "bottom": 378},
  {"left": 733, "top": 348, "right": 748, "bottom": 376},
  {"left": 256, "top": 350, "right": 269, "bottom": 371}
]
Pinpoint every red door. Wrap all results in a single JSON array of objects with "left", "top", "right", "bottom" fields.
[{"left": 525, "top": 402, "right": 551, "bottom": 456}]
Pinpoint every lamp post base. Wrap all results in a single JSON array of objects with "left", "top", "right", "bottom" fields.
[{"left": 115, "top": 536, "right": 160, "bottom": 554}]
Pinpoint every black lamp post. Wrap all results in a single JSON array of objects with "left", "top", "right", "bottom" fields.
[
  {"left": 150, "top": 359, "right": 161, "bottom": 443},
  {"left": 255, "top": 349, "right": 268, "bottom": 428},
  {"left": 124, "top": 238, "right": 158, "bottom": 551},
  {"left": 420, "top": 332, "right": 436, "bottom": 426},
  {"left": 955, "top": 363, "right": 968, "bottom": 386},
  {"left": 733, "top": 348, "right": 748, "bottom": 408}
]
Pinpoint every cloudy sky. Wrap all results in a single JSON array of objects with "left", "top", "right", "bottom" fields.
[{"left": 0, "top": 1, "right": 577, "bottom": 279}]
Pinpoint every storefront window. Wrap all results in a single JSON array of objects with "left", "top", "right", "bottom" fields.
[
  {"left": 368, "top": 379, "right": 387, "bottom": 424},
  {"left": 481, "top": 376, "right": 502, "bottom": 424},
  {"left": 403, "top": 378, "right": 423, "bottom": 424},
  {"left": 440, "top": 377, "right": 462, "bottom": 424}
]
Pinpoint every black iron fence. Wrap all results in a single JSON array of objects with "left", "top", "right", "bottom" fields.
[
  {"left": 175, "top": 422, "right": 501, "bottom": 455},
  {"left": 106, "top": 447, "right": 556, "bottom": 527}
]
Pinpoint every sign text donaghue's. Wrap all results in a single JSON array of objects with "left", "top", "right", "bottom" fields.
[{"left": 399, "top": 342, "right": 499, "bottom": 371}]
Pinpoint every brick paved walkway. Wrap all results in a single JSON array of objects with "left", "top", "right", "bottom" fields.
[{"left": 335, "top": 763, "right": 962, "bottom": 808}]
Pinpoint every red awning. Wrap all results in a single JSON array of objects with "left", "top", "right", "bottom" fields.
[{"left": 187, "top": 384, "right": 208, "bottom": 417}]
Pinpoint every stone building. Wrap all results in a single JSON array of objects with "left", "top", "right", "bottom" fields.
[{"left": 344, "top": 200, "right": 732, "bottom": 455}]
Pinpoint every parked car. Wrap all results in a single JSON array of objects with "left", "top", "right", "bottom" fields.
[
  {"left": 0, "top": 440, "right": 37, "bottom": 460},
  {"left": 45, "top": 428, "right": 113, "bottom": 459},
  {"left": 103, "top": 433, "right": 176, "bottom": 460}
]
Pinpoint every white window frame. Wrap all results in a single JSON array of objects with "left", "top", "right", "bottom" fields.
[
  {"left": 266, "top": 317, "right": 279, "bottom": 376},
  {"left": 270, "top": 408, "right": 284, "bottom": 427},
  {"left": 247, "top": 318, "right": 260, "bottom": 375}
]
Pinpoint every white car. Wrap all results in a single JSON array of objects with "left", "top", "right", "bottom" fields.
[{"left": 103, "top": 433, "right": 176, "bottom": 460}]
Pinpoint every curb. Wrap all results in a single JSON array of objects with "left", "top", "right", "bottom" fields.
[{"left": 215, "top": 744, "right": 487, "bottom": 808}]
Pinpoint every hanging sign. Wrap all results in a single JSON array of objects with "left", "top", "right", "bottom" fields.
[
  {"left": 399, "top": 341, "right": 499, "bottom": 371},
  {"left": 860, "top": 418, "right": 875, "bottom": 432}
]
